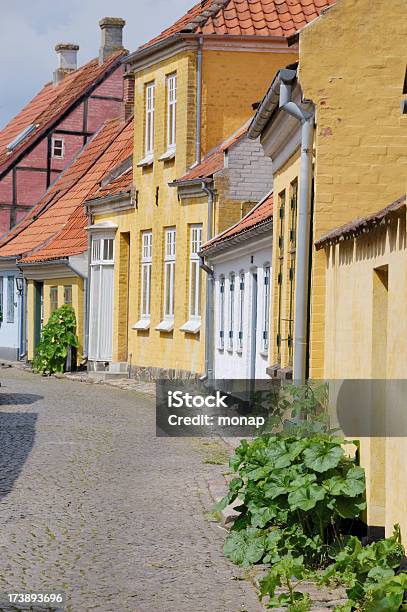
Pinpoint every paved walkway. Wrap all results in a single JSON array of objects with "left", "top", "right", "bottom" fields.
[{"left": 0, "top": 368, "right": 261, "bottom": 612}]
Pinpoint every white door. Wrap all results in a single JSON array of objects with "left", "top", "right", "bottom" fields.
[{"left": 89, "top": 236, "right": 115, "bottom": 361}]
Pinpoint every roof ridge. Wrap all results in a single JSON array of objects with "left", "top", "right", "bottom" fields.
[{"left": 183, "top": 0, "right": 231, "bottom": 32}]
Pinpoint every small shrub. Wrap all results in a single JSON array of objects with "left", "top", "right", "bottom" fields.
[{"left": 33, "top": 305, "right": 79, "bottom": 375}]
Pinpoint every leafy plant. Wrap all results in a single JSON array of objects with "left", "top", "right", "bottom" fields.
[
  {"left": 215, "top": 433, "right": 366, "bottom": 568},
  {"left": 33, "top": 305, "right": 79, "bottom": 375},
  {"left": 259, "top": 554, "right": 312, "bottom": 610},
  {"left": 320, "top": 525, "right": 407, "bottom": 611}
]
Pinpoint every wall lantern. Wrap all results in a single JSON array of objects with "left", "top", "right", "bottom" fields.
[{"left": 15, "top": 276, "right": 24, "bottom": 294}]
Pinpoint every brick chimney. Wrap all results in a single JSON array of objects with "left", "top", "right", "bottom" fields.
[
  {"left": 53, "top": 44, "right": 79, "bottom": 85},
  {"left": 99, "top": 17, "right": 125, "bottom": 64},
  {"left": 122, "top": 71, "right": 135, "bottom": 121}
]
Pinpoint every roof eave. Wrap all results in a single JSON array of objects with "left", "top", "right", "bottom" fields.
[{"left": 201, "top": 219, "right": 272, "bottom": 257}]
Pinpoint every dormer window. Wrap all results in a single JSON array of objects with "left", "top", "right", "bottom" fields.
[{"left": 52, "top": 137, "right": 65, "bottom": 159}]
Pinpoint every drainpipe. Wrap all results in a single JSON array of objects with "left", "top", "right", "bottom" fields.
[
  {"left": 201, "top": 181, "right": 215, "bottom": 381},
  {"left": 82, "top": 207, "right": 93, "bottom": 360},
  {"left": 279, "top": 72, "right": 314, "bottom": 383},
  {"left": 195, "top": 37, "right": 203, "bottom": 165}
]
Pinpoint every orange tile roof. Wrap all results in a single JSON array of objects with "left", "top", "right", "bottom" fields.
[
  {"left": 202, "top": 191, "right": 273, "bottom": 251},
  {"left": 0, "top": 50, "right": 126, "bottom": 178},
  {"left": 87, "top": 165, "right": 133, "bottom": 201},
  {"left": 174, "top": 122, "right": 249, "bottom": 183},
  {"left": 140, "top": 0, "right": 336, "bottom": 50},
  {"left": 0, "top": 118, "right": 134, "bottom": 263}
]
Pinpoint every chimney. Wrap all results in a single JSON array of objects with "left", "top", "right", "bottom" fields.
[
  {"left": 122, "top": 71, "right": 135, "bottom": 121},
  {"left": 99, "top": 17, "right": 125, "bottom": 64},
  {"left": 53, "top": 44, "right": 79, "bottom": 85}
]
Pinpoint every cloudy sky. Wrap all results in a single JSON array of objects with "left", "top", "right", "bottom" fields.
[{"left": 0, "top": 0, "right": 193, "bottom": 128}]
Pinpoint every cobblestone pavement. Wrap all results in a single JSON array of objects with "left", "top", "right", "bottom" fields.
[{"left": 0, "top": 368, "right": 261, "bottom": 612}]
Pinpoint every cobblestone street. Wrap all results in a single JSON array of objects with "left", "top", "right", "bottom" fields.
[{"left": 0, "top": 368, "right": 261, "bottom": 612}]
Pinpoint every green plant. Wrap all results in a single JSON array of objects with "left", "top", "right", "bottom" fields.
[
  {"left": 215, "top": 433, "right": 365, "bottom": 568},
  {"left": 320, "top": 525, "right": 407, "bottom": 611},
  {"left": 33, "top": 305, "right": 79, "bottom": 375},
  {"left": 259, "top": 555, "right": 312, "bottom": 610}
]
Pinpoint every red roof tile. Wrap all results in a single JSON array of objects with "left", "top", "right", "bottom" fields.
[
  {"left": 140, "top": 0, "right": 336, "bottom": 50},
  {"left": 0, "top": 50, "right": 126, "bottom": 178},
  {"left": 0, "top": 118, "right": 133, "bottom": 263},
  {"left": 202, "top": 191, "right": 273, "bottom": 251},
  {"left": 87, "top": 165, "right": 133, "bottom": 202},
  {"left": 174, "top": 122, "right": 249, "bottom": 183}
]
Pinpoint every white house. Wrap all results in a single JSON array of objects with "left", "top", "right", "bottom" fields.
[
  {"left": 0, "top": 260, "right": 24, "bottom": 361},
  {"left": 201, "top": 193, "right": 273, "bottom": 381}
]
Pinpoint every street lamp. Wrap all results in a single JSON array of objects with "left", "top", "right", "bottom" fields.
[{"left": 15, "top": 276, "right": 24, "bottom": 294}]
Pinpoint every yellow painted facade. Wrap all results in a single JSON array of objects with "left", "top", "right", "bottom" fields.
[
  {"left": 92, "top": 41, "right": 297, "bottom": 376},
  {"left": 299, "top": 0, "right": 407, "bottom": 377},
  {"left": 296, "top": 0, "right": 407, "bottom": 538},
  {"left": 269, "top": 151, "right": 300, "bottom": 370},
  {"left": 27, "top": 276, "right": 84, "bottom": 361}
]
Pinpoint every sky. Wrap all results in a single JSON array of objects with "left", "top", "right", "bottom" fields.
[{"left": 0, "top": 0, "right": 193, "bottom": 128}]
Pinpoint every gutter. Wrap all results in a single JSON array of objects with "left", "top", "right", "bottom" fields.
[
  {"left": 278, "top": 71, "right": 314, "bottom": 383},
  {"left": 84, "top": 207, "right": 92, "bottom": 361},
  {"left": 201, "top": 181, "right": 216, "bottom": 381}
]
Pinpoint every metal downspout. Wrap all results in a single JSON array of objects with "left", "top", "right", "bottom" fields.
[
  {"left": 279, "top": 75, "right": 314, "bottom": 382},
  {"left": 83, "top": 207, "right": 93, "bottom": 360},
  {"left": 201, "top": 182, "right": 215, "bottom": 381},
  {"left": 195, "top": 37, "right": 203, "bottom": 165}
]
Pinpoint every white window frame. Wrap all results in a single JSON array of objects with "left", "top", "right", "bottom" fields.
[
  {"left": 140, "top": 231, "right": 152, "bottom": 319},
  {"left": 145, "top": 82, "right": 155, "bottom": 156},
  {"left": 91, "top": 237, "right": 114, "bottom": 264},
  {"left": 51, "top": 137, "right": 65, "bottom": 159},
  {"left": 167, "top": 73, "right": 177, "bottom": 150},
  {"left": 180, "top": 225, "right": 202, "bottom": 334},
  {"left": 262, "top": 265, "right": 271, "bottom": 353},
  {"left": 237, "top": 272, "right": 245, "bottom": 352},
  {"left": 164, "top": 228, "right": 176, "bottom": 320},
  {"left": 228, "top": 273, "right": 235, "bottom": 351},
  {"left": 218, "top": 276, "right": 225, "bottom": 350},
  {"left": 7, "top": 276, "right": 14, "bottom": 323}
]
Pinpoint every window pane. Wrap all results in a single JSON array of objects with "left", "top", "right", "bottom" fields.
[
  {"left": 92, "top": 239, "right": 100, "bottom": 263},
  {"left": 103, "top": 239, "right": 114, "bottom": 261},
  {"left": 228, "top": 274, "right": 235, "bottom": 350},
  {"left": 64, "top": 285, "right": 72, "bottom": 305},
  {"left": 50, "top": 286, "right": 58, "bottom": 314},
  {"left": 141, "top": 263, "right": 151, "bottom": 317},
  {"left": 219, "top": 278, "right": 225, "bottom": 349},
  {"left": 263, "top": 267, "right": 270, "bottom": 352},
  {"left": 7, "top": 276, "right": 14, "bottom": 323}
]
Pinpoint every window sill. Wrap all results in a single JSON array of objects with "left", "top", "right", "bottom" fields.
[
  {"left": 236, "top": 348, "right": 243, "bottom": 355},
  {"left": 180, "top": 319, "right": 201, "bottom": 334},
  {"left": 136, "top": 154, "right": 154, "bottom": 168},
  {"left": 158, "top": 148, "right": 176, "bottom": 162},
  {"left": 156, "top": 318, "right": 174, "bottom": 332},
  {"left": 260, "top": 350, "right": 268, "bottom": 357},
  {"left": 132, "top": 318, "right": 150, "bottom": 331}
]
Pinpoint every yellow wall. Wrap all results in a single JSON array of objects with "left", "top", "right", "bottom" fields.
[
  {"left": 27, "top": 276, "right": 84, "bottom": 362},
  {"left": 323, "top": 210, "right": 407, "bottom": 537},
  {"left": 201, "top": 49, "right": 298, "bottom": 153},
  {"left": 299, "top": 0, "right": 407, "bottom": 377},
  {"left": 269, "top": 151, "right": 301, "bottom": 369}
]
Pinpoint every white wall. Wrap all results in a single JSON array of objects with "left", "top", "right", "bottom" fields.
[
  {"left": 0, "top": 271, "right": 20, "bottom": 359},
  {"left": 211, "top": 235, "right": 271, "bottom": 380}
]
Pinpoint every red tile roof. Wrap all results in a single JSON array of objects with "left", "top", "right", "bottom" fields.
[
  {"left": 140, "top": 0, "right": 336, "bottom": 50},
  {"left": 0, "top": 117, "right": 133, "bottom": 263},
  {"left": 87, "top": 165, "right": 133, "bottom": 201},
  {"left": 202, "top": 191, "right": 273, "bottom": 251},
  {"left": 0, "top": 50, "right": 126, "bottom": 178},
  {"left": 315, "top": 195, "right": 407, "bottom": 250},
  {"left": 174, "top": 122, "right": 249, "bottom": 183}
]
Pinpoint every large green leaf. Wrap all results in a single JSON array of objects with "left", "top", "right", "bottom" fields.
[
  {"left": 342, "top": 466, "right": 366, "bottom": 497},
  {"left": 224, "top": 528, "right": 266, "bottom": 566},
  {"left": 303, "top": 443, "right": 344, "bottom": 472},
  {"left": 334, "top": 495, "right": 366, "bottom": 519},
  {"left": 288, "top": 483, "right": 325, "bottom": 512}
]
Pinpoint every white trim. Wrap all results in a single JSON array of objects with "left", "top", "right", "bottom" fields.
[
  {"left": 145, "top": 82, "right": 155, "bottom": 156},
  {"left": 137, "top": 153, "right": 154, "bottom": 168},
  {"left": 163, "top": 228, "right": 176, "bottom": 319},
  {"left": 132, "top": 318, "right": 151, "bottom": 331},
  {"left": 51, "top": 136, "right": 65, "bottom": 159},
  {"left": 166, "top": 73, "right": 177, "bottom": 150},
  {"left": 156, "top": 318, "right": 174, "bottom": 332},
  {"left": 180, "top": 319, "right": 201, "bottom": 334},
  {"left": 158, "top": 148, "right": 176, "bottom": 162}
]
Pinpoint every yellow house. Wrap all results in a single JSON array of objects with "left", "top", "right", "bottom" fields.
[
  {"left": 87, "top": 0, "right": 309, "bottom": 378},
  {"left": 250, "top": 0, "right": 407, "bottom": 539}
]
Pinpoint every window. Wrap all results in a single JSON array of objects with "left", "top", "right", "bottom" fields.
[
  {"left": 50, "top": 286, "right": 58, "bottom": 314},
  {"left": 167, "top": 74, "right": 177, "bottom": 150},
  {"left": 141, "top": 232, "right": 152, "bottom": 318},
  {"left": 238, "top": 272, "right": 245, "bottom": 351},
  {"left": 262, "top": 266, "right": 271, "bottom": 353},
  {"left": 164, "top": 228, "right": 176, "bottom": 319},
  {"left": 276, "top": 190, "right": 285, "bottom": 359},
  {"left": 219, "top": 276, "right": 225, "bottom": 349},
  {"left": 228, "top": 273, "right": 235, "bottom": 350},
  {"left": 51, "top": 137, "right": 65, "bottom": 159},
  {"left": 91, "top": 237, "right": 114, "bottom": 263},
  {"left": 64, "top": 285, "right": 72, "bottom": 305},
  {"left": 288, "top": 179, "right": 298, "bottom": 364},
  {"left": 189, "top": 225, "right": 202, "bottom": 319},
  {"left": 145, "top": 82, "right": 155, "bottom": 156},
  {"left": 0, "top": 277, "right": 3, "bottom": 322},
  {"left": 7, "top": 276, "right": 14, "bottom": 323}
]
